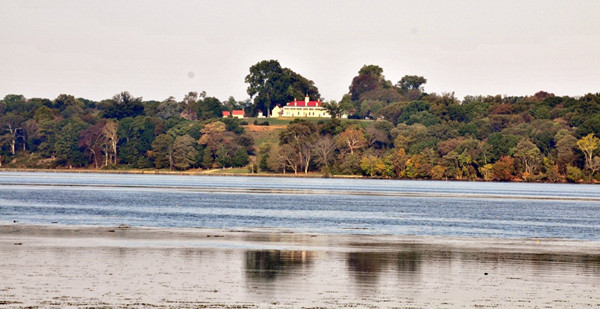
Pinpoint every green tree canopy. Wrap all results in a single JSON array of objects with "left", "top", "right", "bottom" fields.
[
  {"left": 397, "top": 75, "right": 427, "bottom": 91},
  {"left": 102, "top": 91, "right": 145, "bottom": 120},
  {"left": 245, "top": 60, "right": 320, "bottom": 117},
  {"left": 349, "top": 65, "right": 387, "bottom": 101}
]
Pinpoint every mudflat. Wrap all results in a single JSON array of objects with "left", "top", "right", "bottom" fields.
[{"left": 1, "top": 224, "right": 600, "bottom": 308}]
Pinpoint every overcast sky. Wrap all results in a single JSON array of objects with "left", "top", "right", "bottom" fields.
[{"left": 1, "top": 0, "right": 599, "bottom": 103}]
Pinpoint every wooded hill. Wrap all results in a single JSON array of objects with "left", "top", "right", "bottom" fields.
[{"left": 1, "top": 61, "right": 599, "bottom": 182}]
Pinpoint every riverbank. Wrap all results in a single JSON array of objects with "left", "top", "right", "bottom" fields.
[
  {"left": 2, "top": 167, "right": 598, "bottom": 184},
  {"left": 0, "top": 167, "right": 364, "bottom": 179},
  {"left": 2, "top": 224, "right": 600, "bottom": 308}
]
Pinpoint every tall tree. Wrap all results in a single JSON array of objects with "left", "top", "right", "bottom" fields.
[
  {"left": 150, "top": 134, "right": 174, "bottom": 170},
  {"left": 78, "top": 122, "right": 106, "bottom": 168},
  {"left": 181, "top": 92, "right": 199, "bottom": 120},
  {"left": 246, "top": 60, "right": 284, "bottom": 117},
  {"left": 232, "top": 147, "right": 249, "bottom": 167},
  {"left": 103, "top": 91, "right": 144, "bottom": 119},
  {"left": 576, "top": 133, "right": 600, "bottom": 179},
  {"left": 313, "top": 135, "right": 335, "bottom": 171},
  {"left": 155, "top": 96, "right": 182, "bottom": 120},
  {"left": 102, "top": 120, "right": 118, "bottom": 166},
  {"left": 55, "top": 118, "right": 87, "bottom": 167},
  {"left": 555, "top": 130, "right": 578, "bottom": 174},
  {"left": 118, "top": 116, "right": 156, "bottom": 167},
  {"left": 245, "top": 60, "right": 319, "bottom": 117},
  {"left": 198, "top": 121, "right": 236, "bottom": 168},
  {"left": 279, "top": 120, "right": 317, "bottom": 174},
  {"left": 337, "top": 127, "right": 367, "bottom": 155},
  {"left": 266, "top": 144, "right": 287, "bottom": 173},
  {"left": 0, "top": 113, "right": 25, "bottom": 155},
  {"left": 172, "top": 134, "right": 198, "bottom": 170},
  {"left": 349, "top": 65, "right": 386, "bottom": 101},
  {"left": 513, "top": 138, "right": 541, "bottom": 176},
  {"left": 198, "top": 97, "right": 224, "bottom": 120}
]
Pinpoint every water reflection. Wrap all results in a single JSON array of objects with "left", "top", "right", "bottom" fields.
[
  {"left": 397, "top": 250, "right": 421, "bottom": 272},
  {"left": 346, "top": 250, "right": 424, "bottom": 290},
  {"left": 242, "top": 246, "right": 600, "bottom": 300},
  {"left": 245, "top": 250, "right": 314, "bottom": 282},
  {"left": 7, "top": 233, "right": 600, "bottom": 307},
  {"left": 347, "top": 252, "right": 389, "bottom": 284}
]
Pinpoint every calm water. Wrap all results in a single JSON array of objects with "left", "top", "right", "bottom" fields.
[
  {"left": 4, "top": 240, "right": 600, "bottom": 307},
  {"left": 1, "top": 171, "right": 599, "bottom": 240}
]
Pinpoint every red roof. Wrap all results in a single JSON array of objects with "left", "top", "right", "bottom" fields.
[
  {"left": 286, "top": 100, "right": 322, "bottom": 107},
  {"left": 222, "top": 110, "right": 244, "bottom": 117}
]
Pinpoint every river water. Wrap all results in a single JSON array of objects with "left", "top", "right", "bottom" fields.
[{"left": 1, "top": 171, "right": 599, "bottom": 240}]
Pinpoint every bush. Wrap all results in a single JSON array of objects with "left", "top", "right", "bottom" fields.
[
  {"left": 491, "top": 156, "right": 516, "bottom": 181},
  {"left": 567, "top": 165, "right": 583, "bottom": 183},
  {"left": 247, "top": 163, "right": 258, "bottom": 173}
]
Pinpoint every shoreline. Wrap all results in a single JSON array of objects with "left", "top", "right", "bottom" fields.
[
  {"left": 2, "top": 167, "right": 598, "bottom": 184},
  {"left": 3, "top": 223, "right": 600, "bottom": 255},
  {"left": 0, "top": 167, "right": 363, "bottom": 179}
]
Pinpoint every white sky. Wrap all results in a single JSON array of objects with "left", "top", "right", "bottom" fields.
[{"left": 1, "top": 0, "right": 599, "bottom": 102}]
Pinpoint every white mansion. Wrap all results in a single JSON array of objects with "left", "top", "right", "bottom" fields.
[{"left": 271, "top": 96, "right": 331, "bottom": 118}]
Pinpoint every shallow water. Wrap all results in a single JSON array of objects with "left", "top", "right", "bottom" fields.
[
  {"left": 1, "top": 172, "right": 599, "bottom": 239},
  {"left": 1, "top": 230, "right": 600, "bottom": 308}
]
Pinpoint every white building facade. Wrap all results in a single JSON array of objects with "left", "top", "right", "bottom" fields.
[{"left": 271, "top": 96, "right": 330, "bottom": 118}]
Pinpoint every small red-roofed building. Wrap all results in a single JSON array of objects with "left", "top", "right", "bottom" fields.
[
  {"left": 222, "top": 110, "right": 245, "bottom": 119},
  {"left": 271, "top": 96, "right": 331, "bottom": 118}
]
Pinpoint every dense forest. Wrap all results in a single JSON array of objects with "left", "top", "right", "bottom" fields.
[{"left": 1, "top": 60, "right": 599, "bottom": 182}]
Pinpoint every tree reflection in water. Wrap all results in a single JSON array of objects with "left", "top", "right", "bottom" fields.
[
  {"left": 347, "top": 252, "right": 388, "bottom": 284},
  {"left": 346, "top": 250, "right": 423, "bottom": 286},
  {"left": 245, "top": 250, "right": 313, "bottom": 282}
]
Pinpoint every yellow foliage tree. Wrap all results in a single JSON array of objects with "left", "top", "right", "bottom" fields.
[{"left": 576, "top": 133, "right": 600, "bottom": 173}]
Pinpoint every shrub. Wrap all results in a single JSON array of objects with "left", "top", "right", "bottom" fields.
[{"left": 566, "top": 165, "right": 583, "bottom": 183}]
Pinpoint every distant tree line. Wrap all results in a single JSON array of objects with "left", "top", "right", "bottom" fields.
[
  {"left": 0, "top": 91, "right": 252, "bottom": 170},
  {"left": 258, "top": 64, "right": 600, "bottom": 182},
  {"left": 1, "top": 60, "right": 600, "bottom": 182}
]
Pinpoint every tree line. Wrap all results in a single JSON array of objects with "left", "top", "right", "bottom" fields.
[
  {"left": 0, "top": 91, "right": 252, "bottom": 170},
  {"left": 1, "top": 60, "right": 600, "bottom": 182},
  {"left": 253, "top": 63, "right": 600, "bottom": 182}
]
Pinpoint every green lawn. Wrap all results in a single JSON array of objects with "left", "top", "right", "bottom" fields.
[
  {"left": 251, "top": 128, "right": 281, "bottom": 146},
  {"left": 243, "top": 117, "right": 374, "bottom": 126},
  {"left": 241, "top": 117, "right": 375, "bottom": 150},
  {"left": 208, "top": 167, "right": 251, "bottom": 174}
]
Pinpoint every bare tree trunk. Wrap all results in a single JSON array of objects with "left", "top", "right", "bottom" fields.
[
  {"left": 92, "top": 150, "right": 98, "bottom": 169},
  {"left": 111, "top": 140, "right": 117, "bottom": 165},
  {"left": 168, "top": 147, "right": 174, "bottom": 170},
  {"left": 302, "top": 148, "right": 311, "bottom": 174},
  {"left": 102, "top": 121, "right": 118, "bottom": 166},
  {"left": 266, "top": 92, "right": 271, "bottom": 118},
  {"left": 104, "top": 146, "right": 109, "bottom": 167}
]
